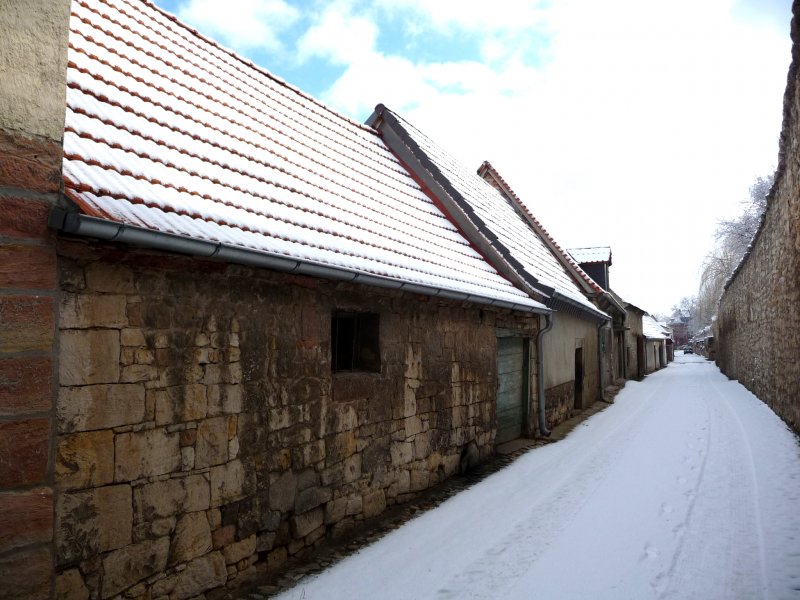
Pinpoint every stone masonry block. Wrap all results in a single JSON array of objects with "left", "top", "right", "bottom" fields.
[
  {"left": 101, "top": 536, "right": 169, "bottom": 598},
  {"left": 57, "top": 383, "right": 145, "bottom": 433},
  {"left": 210, "top": 459, "right": 245, "bottom": 507},
  {"left": 84, "top": 262, "right": 135, "bottom": 294},
  {"left": 134, "top": 474, "right": 210, "bottom": 522},
  {"left": 120, "top": 327, "right": 146, "bottom": 347},
  {"left": 54, "top": 568, "right": 90, "bottom": 600},
  {"left": 170, "top": 511, "right": 212, "bottom": 565},
  {"left": 0, "top": 487, "right": 52, "bottom": 553},
  {"left": 0, "top": 131, "right": 63, "bottom": 193},
  {"left": 222, "top": 533, "right": 256, "bottom": 565},
  {"left": 0, "top": 294, "right": 53, "bottom": 353},
  {"left": 0, "top": 195, "right": 51, "bottom": 239},
  {"left": 56, "top": 484, "right": 132, "bottom": 565},
  {"left": 362, "top": 489, "right": 386, "bottom": 519},
  {"left": 155, "top": 384, "right": 208, "bottom": 425},
  {"left": 0, "top": 418, "right": 50, "bottom": 487},
  {"left": 0, "top": 545, "right": 52, "bottom": 600},
  {"left": 60, "top": 293, "right": 127, "bottom": 329},
  {"left": 115, "top": 428, "right": 181, "bottom": 482},
  {"left": 59, "top": 329, "right": 120, "bottom": 386},
  {"left": 269, "top": 470, "right": 297, "bottom": 513},
  {"left": 0, "top": 244, "right": 56, "bottom": 289},
  {"left": 56, "top": 430, "right": 114, "bottom": 490},
  {"left": 207, "top": 384, "right": 242, "bottom": 416},
  {"left": 295, "top": 485, "right": 332, "bottom": 515},
  {"left": 195, "top": 416, "right": 229, "bottom": 469},
  {"left": 291, "top": 507, "right": 323, "bottom": 539},
  {"left": 0, "top": 356, "right": 52, "bottom": 416},
  {"left": 150, "top": 551, "right": 227, "bottom": 600}
]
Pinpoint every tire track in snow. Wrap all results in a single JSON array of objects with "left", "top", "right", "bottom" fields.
[
  {"left": 435, "top": 375, "right": 671, "bottom": 599},
  {"left": 659, "top": 360, "right": 766, "bottom": 600},
  {"left": 650, "top": 364, "right": 714, "bottom": 598}
]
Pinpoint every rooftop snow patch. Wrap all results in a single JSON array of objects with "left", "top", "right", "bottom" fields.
[
  {"left": 568, "top": 247, "right": 612, "bottom": 265},
  {"left": 60, "top": 0, "right": 544, "bottom": 312}
]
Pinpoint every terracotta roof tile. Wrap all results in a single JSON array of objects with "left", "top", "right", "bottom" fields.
[
  {"left": 368, "top": 108, "right": 602, "bottom": 316},
  {"left": 62, "top": 0, "right": 542, "bottom": 309}
]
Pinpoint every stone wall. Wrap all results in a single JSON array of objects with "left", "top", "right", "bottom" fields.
[
  {"left": 0, "top": 1, "right": 71, "bottom": 597},
  {"left": 53, "top": 237, "right": 539, "bottom": 598},
  {"left": 716, "top": 2, "right": 800, "bottom": 434}
]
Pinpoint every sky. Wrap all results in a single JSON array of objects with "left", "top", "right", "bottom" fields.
[{"left": 152, "top": 0, "right": 792, "bottom": 316}]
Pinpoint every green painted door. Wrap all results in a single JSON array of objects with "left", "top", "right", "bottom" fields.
[{"left": 496, "top": 336, "right": 526, "bottom": 443}]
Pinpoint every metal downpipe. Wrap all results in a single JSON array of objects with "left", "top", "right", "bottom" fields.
[
  {"left": 597, "top": 321, "right": 611, "bottom": 402},
  {"left": 536, "top": 313, "right": 554, "bottom": 437}
]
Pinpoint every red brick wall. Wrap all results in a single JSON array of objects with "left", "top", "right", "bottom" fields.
[{"left": 0, "top": 128, "right": 63, "bottom": 598}]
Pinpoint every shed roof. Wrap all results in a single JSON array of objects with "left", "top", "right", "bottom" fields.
[
  {"left": 367, "top": 105, "right": 608, "bottom": 322},
  {"left": 642, "top": 315, "right": 669, "bottom": 340},
  {"left": 58, "top": 0, "right": 544, "bottom": 312},
  {"left": 568, "top": 247, "right": 612, "bottom": 265}
]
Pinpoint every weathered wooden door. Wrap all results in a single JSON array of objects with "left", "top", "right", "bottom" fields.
[{"left": 496, "top": 336, "right": 527, "bottom": 444}]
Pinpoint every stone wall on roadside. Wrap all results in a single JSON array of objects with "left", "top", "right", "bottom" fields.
[
  {"left": 53, "top": 237, "right": 539, "bottom": 599},
  {"left": 716, "top": 2, "right": 800, "bottom": 435}
]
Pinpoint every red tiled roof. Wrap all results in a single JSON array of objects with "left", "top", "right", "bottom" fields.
[
  {"left": 362, "top": 106, "right": 602, "bottom": 316},
  {"left": 62, "top": 0, "right": 543, "bottom": 310}
]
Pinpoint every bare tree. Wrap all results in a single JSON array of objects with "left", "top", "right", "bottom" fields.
[{"left": 695, "top": 173, "right": 774, "bottom": 330}]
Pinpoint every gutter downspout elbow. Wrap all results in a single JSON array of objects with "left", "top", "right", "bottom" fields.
[{"left": 536, "top": 313, "right": 554, "bottom": 437}]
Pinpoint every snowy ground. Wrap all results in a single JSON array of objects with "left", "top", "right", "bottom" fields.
[{"left": 275, "top": 353, "right": 800, "bottom": 600}]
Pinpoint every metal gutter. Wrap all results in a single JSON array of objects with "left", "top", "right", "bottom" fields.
[
  {"left": 535, "top": 312, "right": 554, "bottom": 437},
  {"left": 49, "top": 209, "right": 549, "bottom": 315}
]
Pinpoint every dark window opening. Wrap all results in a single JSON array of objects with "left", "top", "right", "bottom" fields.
[{"left": 332, "top": 313, "right": 380, "bottom": 372}]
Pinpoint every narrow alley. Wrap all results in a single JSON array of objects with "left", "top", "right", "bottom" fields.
[{"left": 265, "top": 354, "right": 800, "bottom": 600}]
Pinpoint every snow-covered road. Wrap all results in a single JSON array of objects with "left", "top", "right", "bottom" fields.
[{"left": 276, "top": 353, "right": 800, "bottom": 600}]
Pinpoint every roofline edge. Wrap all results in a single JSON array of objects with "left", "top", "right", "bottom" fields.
[{"left": 49, "top": 209, "right": 550, "bottom": 315}]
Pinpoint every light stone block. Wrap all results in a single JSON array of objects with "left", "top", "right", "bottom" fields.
[
  {"left": 114, "top": 428, "right": 180, "bottom": 481},
  {"left": 59, "top": 329, "right": 120, "bottom": 386},
  {"left": 58, "top": 384, "right": 145, "bottom": 433}
]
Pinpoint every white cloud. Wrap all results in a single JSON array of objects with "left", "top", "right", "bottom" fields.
[
  {"left": 177, "top": 0, "right": 300, "bottom": 52},
  {"left": 374, "top": 0, "right": 549, "bottom": 34},
  {"left": 174, "top": 0, "right": 791, "bottom": 315},
  {"left": 322, "top": 0, "right": 790, "bottom": 314},
  {"left": 297, "top": 5, "right": 379, "bottom": 65}
]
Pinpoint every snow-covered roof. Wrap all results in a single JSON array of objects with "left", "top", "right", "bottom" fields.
[
  {"left": 642, "top": 315, "right": 669, "bottom": 340},
  {"left": 567, "top": 247, "right": 612, "bottom": 265},
  {"left": 367, "top": 106, "right": 607, "bottom": 321},
  {"left": 477, "top": 162, "right": 607, "bottom": 297},
  {"left": 61, "top": 0, "right": 543, "bottom": 311}
]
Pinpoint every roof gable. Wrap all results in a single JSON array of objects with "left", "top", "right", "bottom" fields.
[
  {"left": 59, "top": 0, "right": 544, "bottom": 312},
  {"left": 368, "top": 105, "right": 608, "bottom": 322}
]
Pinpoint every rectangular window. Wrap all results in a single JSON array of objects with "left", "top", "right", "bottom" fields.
[{"left": 331, "top": 312, "right": 380, "bottom": 372}]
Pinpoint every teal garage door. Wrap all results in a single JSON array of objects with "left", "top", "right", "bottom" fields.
[{"left": 496, "top": 336, "right": 527, "bottom": 443}]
